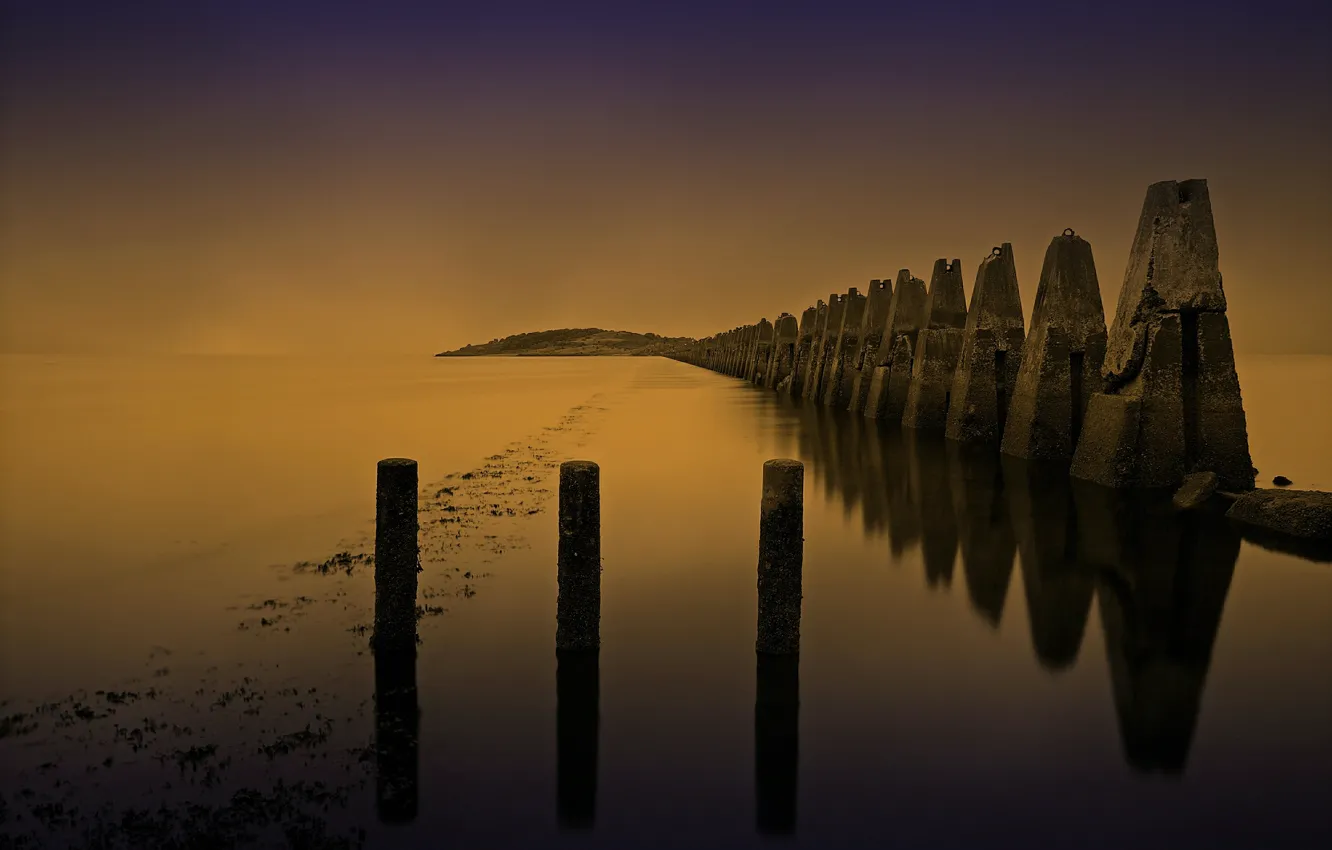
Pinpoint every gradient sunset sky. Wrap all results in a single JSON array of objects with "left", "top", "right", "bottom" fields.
[{"left": 2, "top": 0, "right": 1329, "bottom": 355}]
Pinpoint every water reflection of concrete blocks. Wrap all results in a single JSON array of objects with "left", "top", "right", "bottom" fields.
[{"left": 1073, "top": 483, "right": 1240, "bottom": 772}]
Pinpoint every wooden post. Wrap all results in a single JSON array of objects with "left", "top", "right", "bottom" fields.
[
  {"left": 557, "top": 460, "right": 601, "bottom": 650},
  {"left": 757, "top": 459, "right": 803, "bottom": 655}
]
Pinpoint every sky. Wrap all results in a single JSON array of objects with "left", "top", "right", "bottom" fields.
[{"left": 2, "top": 0, "right": 1329, "bottom": 355}]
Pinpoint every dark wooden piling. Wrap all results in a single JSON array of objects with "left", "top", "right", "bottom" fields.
[
  {"left": 372, "top": 457, "right": 420, "bottom": 824},
  {"left": 558, "top": 460, "right": 601, "bottom": 650},
  {"left": 375, "top": 458, "right": 419, "bottom": 656},
  {"left": 556, "top": 648, "right": 600, "bottom": 829},
  {"left": 757, "top": 459, "right": 804, "bottom": 655},
  {"left": 755, "top": 652, "right": 799, "bottom": 834}
]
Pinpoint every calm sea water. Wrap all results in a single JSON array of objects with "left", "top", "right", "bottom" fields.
[{"left": 1, "top": 354, "right": 1329, "bottom": 849}]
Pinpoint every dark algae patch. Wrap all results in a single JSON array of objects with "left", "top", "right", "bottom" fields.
[{"left": 0, "top": 661, "right": 375, "bottom": 849}]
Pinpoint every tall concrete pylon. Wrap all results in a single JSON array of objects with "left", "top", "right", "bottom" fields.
[
  {"left": 1001, "top": 230, "right": 1107, "bottom": 462},
  {"left": 765, "top": 313, "right": 800, "bottom": 389},
  {"left": 847, "top": 279, "right": 894, "bottom": 413},
  {"left": 1070, "top": 179, "right": 1254, "bottom": 490},
  {"left": 747, "top": 318, "right": 775, "bottom": 384},
  {"left": 903, "top": 259, "right": 968, "bottom": 430},
  {"left": 805, "top": 293, "right": 846, "bottom": 402},
  {"left": 787, "top": 301, "right": 826, "bottom": 398},
  {"left": 944, "top": 244, "right": 1026, "bottom": 445},
  {"left": 822, "top": 288, "right": 867, "bottom": 408},
  {"left": 865, "top": 269, "right": 928, "bottom": 420},
  {"left": 779, "top": 306, "right": 819, "bottom": 396}
]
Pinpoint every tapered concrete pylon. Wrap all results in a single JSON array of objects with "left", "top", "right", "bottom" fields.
[
  {"left": 945, "top": 244, "right": 1026, "bottom": 444},
  {"left": 765, "top": 313, "right": 800, "bottom": 389},
  {"left": 786, "top": 301, "right": 825, "bottom": 398},
  {"left": 737, "top": 325, "right": 756, "bottom": 378},
  {"left": 865, "top": 270, "right": 928, "bottom": 420},
  {"left": 822, "top": 288, "right": 867, "bottom": 408},
  {"left": 903, "top": 259, "right": 968, "bottom": 430},
  {"left": 1070, "top": 179, "right": 1254, "bottom": 490},
  {"left": 805, "top": 293, "right": 846, "bottom": 402},
  {"left": 747, "top": 318, "right": 775, "bottom": 384},
  {"left": 741, "top": 324, "right": 757, "bottom": 377},
  {"left": 1003, "top": 457, "right": 1094, "bottom": 671},
  {"left": 847, "top": 279, "right": 893, "bottom": 413},
  {"left": 1001, "top": 230, "right": 1107, "bottom": 462}
]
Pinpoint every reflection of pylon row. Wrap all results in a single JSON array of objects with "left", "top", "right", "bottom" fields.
[
  {"left": 768, "top": 412, "right": 1241, "bottom": 774},
  {"left": 675, "top": 179, "right": 1255, "bottom": 493}
]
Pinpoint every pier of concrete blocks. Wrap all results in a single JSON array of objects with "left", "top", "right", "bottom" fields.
[{"left": 668, "top": 179, "right": 1255, "bottom": 494}]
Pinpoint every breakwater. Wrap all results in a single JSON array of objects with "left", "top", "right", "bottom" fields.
[{"left": 665, "top": 179, "right": 1256, "bottom": 493}]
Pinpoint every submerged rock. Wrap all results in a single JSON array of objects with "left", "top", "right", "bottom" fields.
[
  {"left": 1226, "top": 489, "right": 1332, "bottom": 541},
  {"left": 1173, "top": 472, "right": 1219, "bottom": 511},
  {"left": 1273, "top": 475, "right": 1293, "bottom": 487}
]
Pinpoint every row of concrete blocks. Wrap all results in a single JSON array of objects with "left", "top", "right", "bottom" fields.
[
  {"left": 371, "top": 457, "right": 805, "bottom": 831},
  {"left": 668, "top": 179, "right": 1256, "bottom": 493}
]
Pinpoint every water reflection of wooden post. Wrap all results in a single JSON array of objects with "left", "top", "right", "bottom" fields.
[
  {"left": 756, "top": 459, "right": 802, "bottom": 834},
  {"left": 556, "top": 460, "right": 601, "bottom": 828},
  {"left": 756, "top": 653, "right": 799, "bottom": 834},
  {"left": 375, "top": 646, "right": 419, "bottom": 823},
  {"left": 374, "top": 457, "right": 420, "bottom": 823},
  {"left": 556, "top": 648, "right": 599, "bottom": 829}
]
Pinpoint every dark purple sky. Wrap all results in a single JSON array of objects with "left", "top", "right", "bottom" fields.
[{"left": 3, "top": 0, "right": 1329, "bottom": 353}]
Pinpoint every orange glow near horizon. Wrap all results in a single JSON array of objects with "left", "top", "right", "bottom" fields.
[{"left": 2, "top": 2, "right": 1329, "bottom": 355}]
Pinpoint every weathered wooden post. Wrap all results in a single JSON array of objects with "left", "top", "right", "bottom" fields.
[
  {"left": 557, "top": 460, "right": 601, "bottom": 650},
  {"left": 556, "top": 460, "right": 601, "bottom": 827},
  {"left": 757, "top": 459, "right": 804, "bottom": 654},
  {"left": 755, "top": 458, "right": 802, "bottom": 834},
  {"left": 375, "top": 458, "right": 419, "bottom": 655},
  {"left": 373, "top": 457, "right": 420, "bottom": 823}
]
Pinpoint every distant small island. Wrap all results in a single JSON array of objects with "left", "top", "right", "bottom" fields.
[{"left": 435, "top": 328, "right": 696, "bottom": 357}]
